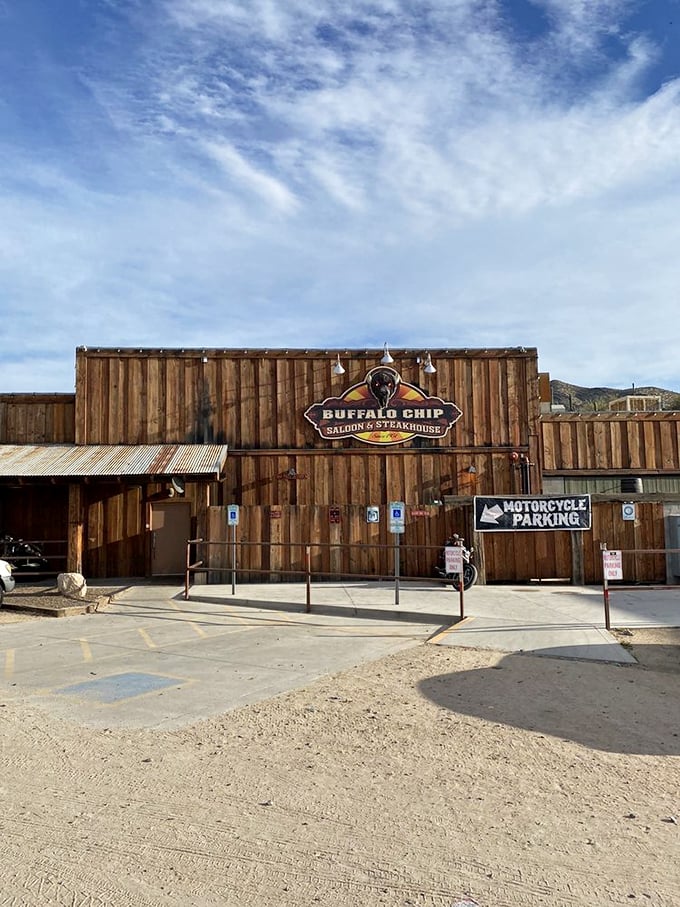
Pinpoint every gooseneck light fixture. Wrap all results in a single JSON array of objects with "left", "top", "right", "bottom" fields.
[
  {"left": 380, "top": 342, "right": 394, "bottom": 365},
  {"left": 423, "top": 352, "right": 436, "bottom": 374},
  {"left": 332, "top": 354, "right": 346, "bottom": 376}
]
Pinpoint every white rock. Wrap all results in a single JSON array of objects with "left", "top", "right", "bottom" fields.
[{"left": 57, "top": 572, "right": 88, "bottom": 599}]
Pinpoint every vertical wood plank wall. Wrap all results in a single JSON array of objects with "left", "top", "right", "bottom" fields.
[
  {"left": 0, "top": 395, "right": 75, "bottom": 443},
  {"left": 206, "top": 501, "right": 667, "bottom": 585},
  {"left": 75, "top": 347, "right": 541, "bottom": 455},
  {"left": 542, "top": 413, "right": 680, "bottom": 472}
]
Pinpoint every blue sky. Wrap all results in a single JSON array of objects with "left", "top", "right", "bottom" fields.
[{"left": 2, "top": 0, "right": 680, "bottom": 392}]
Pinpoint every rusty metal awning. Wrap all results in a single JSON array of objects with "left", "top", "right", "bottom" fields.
[{"left": 0, "top": 444, "right": 228, "bottom": 480}]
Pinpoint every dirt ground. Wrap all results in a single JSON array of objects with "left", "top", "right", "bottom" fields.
[{"left": 0, "top": 604, "right": 679, "bottom": 906}]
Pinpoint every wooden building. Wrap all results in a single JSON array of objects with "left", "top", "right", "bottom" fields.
[
  {"left": 1, "top": 344, "right": 679, "bottom": 585},
  {"left": 0, "top": 345, "right": 539, "bottom": 579}
]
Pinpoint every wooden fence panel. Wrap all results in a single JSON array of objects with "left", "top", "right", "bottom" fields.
[
  {"left": 201, "top": 501, "right": 668, "bottom": 586},
  {"left": 0, "top": 395, "right": 75, "bottom": 444},
  {"left": 542, "top": 413, "right": 680, "bottom": 474},
  {"left": 584, "top": 502, "right": 666, "bottom": 584}
]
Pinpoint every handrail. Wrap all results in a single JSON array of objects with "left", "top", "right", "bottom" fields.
[{"left": 184, "top": 536, "right": 466, "bottom": 619}]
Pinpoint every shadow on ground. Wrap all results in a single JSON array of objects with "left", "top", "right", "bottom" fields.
[{"left": 419, "top": 646, "right": 680, "bottom": 756}]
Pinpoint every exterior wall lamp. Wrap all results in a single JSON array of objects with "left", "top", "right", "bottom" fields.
[
  {"left": 380, "top": 342, "right": 394, "bottom": 364},
  {"left": 423, "top": 352, "right": 436, "bottom": 374},
  {"left": 332, "top": 354, "right": 346, "bottom": 375}
]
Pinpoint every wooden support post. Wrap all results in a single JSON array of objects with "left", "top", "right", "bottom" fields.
[
  {"left": 571, "top": 530, "right": 585, "bottom": 586},
  {"left": 471, "top": 530, "right": 486, "bottom": 585},
  {"left": 67, "top": 483, "right": 85, "bottom": 574},
  {"left": 194, "top": 482, "right": 211, "bottom": 544}
]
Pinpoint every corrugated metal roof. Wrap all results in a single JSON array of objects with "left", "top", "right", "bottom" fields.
[{"left": 0, "top": 444, "right": 228, "bottom": 479}]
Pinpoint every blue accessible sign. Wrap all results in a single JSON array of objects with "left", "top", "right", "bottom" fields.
[{"left": 389, "top": 502, "right": 405, "bottom": 534}]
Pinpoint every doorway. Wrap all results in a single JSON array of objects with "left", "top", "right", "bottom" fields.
[{"left": 150, "top": 501, "right": 192, "bottom": 576}]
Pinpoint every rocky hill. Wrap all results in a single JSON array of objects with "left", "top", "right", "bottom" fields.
[{"left": 550, "top": 380, "right": 680, "bottom": 412}]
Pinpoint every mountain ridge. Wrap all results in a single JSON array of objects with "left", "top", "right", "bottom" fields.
[{"left": 550, "top": 380, "right": 680, "bottom": 412}]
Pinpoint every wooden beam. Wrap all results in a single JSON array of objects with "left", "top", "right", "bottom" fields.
[{"left": 67, "top": 483, "right": 85, "bottom": 573}]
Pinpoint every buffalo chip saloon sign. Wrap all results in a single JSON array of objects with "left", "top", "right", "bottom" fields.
[
  {"left": 304, "top": 366, "right": 462, "bottom": 446},
  {"left": 474, "top": 495, "right": 592, "bottom": 532}
]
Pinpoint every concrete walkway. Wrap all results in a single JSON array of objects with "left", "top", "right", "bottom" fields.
[
  {"left": 2, "top": 579, "right": 678, "bottom": 729},
  {"left": 187, "top": 578, "right": 680, "bottom": 663}
]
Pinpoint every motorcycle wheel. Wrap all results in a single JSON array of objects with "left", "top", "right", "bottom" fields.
[{"left": 451, "top": 563, "right": 478, "bottom": 591}]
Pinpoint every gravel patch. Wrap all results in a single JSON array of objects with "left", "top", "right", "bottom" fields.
[{"left": 0, "top": 582, "right": 125, "bottom": 621}]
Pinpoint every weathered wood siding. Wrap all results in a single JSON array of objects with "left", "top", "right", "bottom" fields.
[
  {"left": 542, "top": 413, "right": 680, "bottom": 473},
  {"left": 204, "top": 500, "right": 668, "bottom": 585},
  {"left": 206, "top": 504, "right": 454, "bottom": 582},
  {"left": 585, "top": 501, "right": 666, "bottom": 583},
  {"left": 0, "top": 394, "right": 75, "bottom": 443},
  {"left": 480, "top": 527, "right": 573, "bottom": 582},
  {"left": 85, "top": 485, "right": 147, "bottom": 578},
  {"left": 75, "top": 347, "right": 541, "bottom": 453},
  {"left": 224, "top": 450, "right": 528, "bottom": 504},
  {"left": 82, "top": 481, "right": 209, "bottom": 578}
]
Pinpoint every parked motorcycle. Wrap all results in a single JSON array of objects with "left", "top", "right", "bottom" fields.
[
  {"left": 0, "top": 534, "right": 50, "bottom": 575},
  {"left": 434, "top": 534, "right": 478, "bottom": 591}
]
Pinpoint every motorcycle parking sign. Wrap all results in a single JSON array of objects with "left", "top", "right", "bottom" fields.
[{"left": 474, "top": 495, "right": 591, "bottom": 532}]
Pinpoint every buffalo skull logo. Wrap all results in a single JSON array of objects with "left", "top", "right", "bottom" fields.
[{"left": 366, "top": 367, "right": 400, "bottom": 409}]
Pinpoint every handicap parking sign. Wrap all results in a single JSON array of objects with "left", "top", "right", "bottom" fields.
[{"left": 389, "top": 501, "right": 405, "bottom": 534}]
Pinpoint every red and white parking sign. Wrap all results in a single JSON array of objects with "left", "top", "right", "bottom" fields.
[
  {"left": 444, "top": 546, "right": 464, "bottom": 575},
  {"left": 603, "top": 550, "right": 623, "bottom": 580}
]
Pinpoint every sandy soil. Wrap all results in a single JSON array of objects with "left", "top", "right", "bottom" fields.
[{"left": 1, "top": 612, "right": 679, "bottom": 906}]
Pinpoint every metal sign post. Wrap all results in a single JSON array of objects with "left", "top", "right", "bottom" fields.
[
  {"left": 601, "top": 545, "right": 622, "bottom": 631},
  {"left": 227, "top": 504, "right": 240, "bottom": 595},
  {"left": 389, "top": 502, "right": 405, "bottom": 606},
  {"left": 445, "top": 545, "right": 465, "bottom": 620}
]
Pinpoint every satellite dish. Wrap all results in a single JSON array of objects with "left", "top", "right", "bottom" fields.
[{"left": 170, "top": 477, "right": 185, "bottom": 496}]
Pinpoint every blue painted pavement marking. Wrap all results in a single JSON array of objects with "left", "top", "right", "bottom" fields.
[{"left": 55, "top": 672, "right": 182, "bottom": 703}]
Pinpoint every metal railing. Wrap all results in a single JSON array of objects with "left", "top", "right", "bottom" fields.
[
  {"left": 185, "top": 538, "right": 468, "bottom": 618},
  {"left": 600, "top": 544, "right": 680, "bottom": 630}
]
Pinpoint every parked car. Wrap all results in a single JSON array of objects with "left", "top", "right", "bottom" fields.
[{"left": 0, "top": 559, "right": 15, "bottom": 605}]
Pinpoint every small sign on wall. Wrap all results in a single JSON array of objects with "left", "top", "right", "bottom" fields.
[
  {"left": 622, "top": 502, "right": 636, "bottom": 522},
  {"left": 366, "top": 506, "right": 380, "bottom": 523},
  {"left": 329, "top": 506, "right": 341, "bottom": 524}
]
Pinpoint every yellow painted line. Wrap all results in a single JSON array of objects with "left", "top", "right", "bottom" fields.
[
  {"left": 219, "top": 606, "right": 297, "bottom": 626},
  {"left": 188, "top": 621, "right": 207, "bottom": 638},
  {"left": 79, "top": 639, "right": 93, "bottom": 662},
  {"left": 429, "top": 616, "right": 475, "bottom": 645},
  {"left": 137, "top": 628, "right": 157, "bottom": 649},
  {"left": 4, "top": 649, "right": 15, "bottom": 680}
]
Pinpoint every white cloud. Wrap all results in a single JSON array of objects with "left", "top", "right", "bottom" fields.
[{"left": 202, "top": 140, "right": 299, "bottom": 212}]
